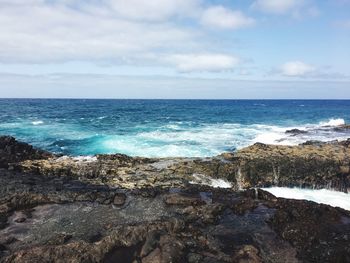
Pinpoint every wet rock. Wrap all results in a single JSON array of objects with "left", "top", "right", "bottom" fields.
[
  {"left": 285, "top": 129, "right": 308, "bottom": 135},
  {"left": 269, "top": 199, "right": 350, "bottom": 262},
  {"left": 187, "top": 253, "right": 203, "bottom": 263},
  {"left": 14, "top": 217, "right": 26, "bottom": 223},
  {"left": 113, "top": 193, "right": 126, "bottom": 206},
  {"left": 333, "top": 124, "right": 350, "bottom": 132},
  {"left": 0, "top": 136, "right": 53, "bottom": 169},
  {"left": 1, "top": 136, "right": 350, "bottom": 262},
  {"left": 5, "top": 136, "right": 350, "bottom": 192},
  {"left": 233, "top": 141, "right": 350, "bottom": 192},
  {"left": 141, "top": 232, "right": 185, "bottom": 263},
  {"left": 164, "top": 193, "right": 205, "bottom": 206},
  {"left": 46, "top": 234, "right": 72, "bottom": 245},
  {"left": 301, "top": 140, "right": 326, "bottom": 146},
  {"left": 230, "top": 198, "right": 257, "bottom": 215},
  {"left": 232, "top": 245, "right": 262, "bottom": 263}
]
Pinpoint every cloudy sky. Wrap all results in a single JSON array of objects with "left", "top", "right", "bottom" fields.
[{"left": 0, "top": 0, "right": 349, "bottom": 98}]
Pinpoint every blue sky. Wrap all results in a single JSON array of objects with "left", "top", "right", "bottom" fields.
[{"left": 0, "top": 0, "right": 349, "bottom": 98}]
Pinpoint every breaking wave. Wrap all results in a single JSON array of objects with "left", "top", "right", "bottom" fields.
[
  {"left": 263, "top": 187, "right": 350, "bottom": 211},
  {"left": 1, "top": 117, "right": 349, "bottom": 157}
]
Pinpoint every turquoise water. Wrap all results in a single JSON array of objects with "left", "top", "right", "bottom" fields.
[{"left": 0, "top": 99, "right": 349, "bottom": 157}]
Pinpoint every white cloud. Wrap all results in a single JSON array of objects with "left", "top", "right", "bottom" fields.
[
  {"left": 252, "top": 0, "right": 304, "bottom": 14},
  {"left": 200, "top": 6, "right": 255, "bottom": 29},
  {"left": 166, "top": 53, "right": 240, "bottom": 72},
  {"left": 107, "top": 0, "right": 200, "bottom": 21},
  {"left": 0, "top": 1, "right": 198, "bottom": 64},
  {"left": 0, "top": 0, "right": 251, "bottom": 74},
  {"left": 280, "top": 61, "right": 315, "bottom": 76}
]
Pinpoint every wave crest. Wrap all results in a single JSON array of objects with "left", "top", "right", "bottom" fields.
[{"left": 319, "top": 118, "right": 345, "bottom": 127}]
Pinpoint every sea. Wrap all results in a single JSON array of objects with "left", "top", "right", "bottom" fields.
[{"left": 0, "top": 99, "right": 350, "bottom": 157}]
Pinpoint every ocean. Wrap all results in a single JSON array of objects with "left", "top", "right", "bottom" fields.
[{"left": 1, "top": 99, "right": 349, "bottom": 157}]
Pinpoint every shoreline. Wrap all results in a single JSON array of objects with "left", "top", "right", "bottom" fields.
[
  {"left": 4, "top": 135, "right": 349, "bottom": 192},
  {"left": 0, "top": 135, "right": 350, "bottom": 262}
]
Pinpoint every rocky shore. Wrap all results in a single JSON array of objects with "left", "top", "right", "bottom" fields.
[{"left": 0, "top": 136, "right": 350, "bottom": 262}]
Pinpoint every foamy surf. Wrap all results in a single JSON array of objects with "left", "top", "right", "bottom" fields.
[
  {"left": 263, "top": 187, "right": 350, "bottom": 211},
  {"left": 320, "top": 118, "right": 345, "bottom": 127},
  {"left": 32, "top": 120, "right": 44, "bottom": 125},
  {"left": 95, "top": 118, "right": 350, "bottom": 157},
  {"left": 251, "top": 118, "right": 349, "bottom": 147},
  {"left": 190, "top": 173, "right": 232, "bottom": 188}
]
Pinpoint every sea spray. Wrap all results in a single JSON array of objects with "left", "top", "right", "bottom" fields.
[
  {"left": 1, "top": 99, "right": 349, "bottom": 157},
  {"left": 263, "top": 187, "right": 350, "bottom": 211}
]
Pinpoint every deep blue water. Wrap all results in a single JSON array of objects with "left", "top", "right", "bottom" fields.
[{"left": 0, "top": 99, "right": 350, "bottom": 157}]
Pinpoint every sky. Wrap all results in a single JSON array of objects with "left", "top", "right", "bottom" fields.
[{"left": 0, "top": 0, "right": 349, "bottom": 98}]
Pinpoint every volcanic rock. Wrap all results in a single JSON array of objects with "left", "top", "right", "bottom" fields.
[{"left": 0, "top": 136, "right": 350, "bottom": 262}]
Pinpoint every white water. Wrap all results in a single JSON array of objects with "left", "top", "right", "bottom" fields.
[
  {"left": 99, "top": 118, "right": 350, "bottom": 157},
  {"left": 2, "top": 117, "right": 349, "bottom": 157},
  {"left": 190, "top": 173, "right": 232, "bottom": 188},
  {"left": 319, "top": 118, "right": 345, "bottom": 126},
  {"left": 263, "top": 187, "right": 350, "bottom": 211},
  {"left": 32, "top": 120, "right": 44, "bottom": 125}
]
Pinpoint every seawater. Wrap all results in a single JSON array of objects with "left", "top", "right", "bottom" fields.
[
  {"left": 1, "top": 99, "right": 350, "bottom": 157},
  {"left": 263, "top": 187, "right": 350, "bottom": 211}
]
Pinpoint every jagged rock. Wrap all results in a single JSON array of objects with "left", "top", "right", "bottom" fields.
[
  {"left": 285, "top": 128, "right": 308, "bottom": 135},
  {"left": 0, "top": 136, "right": 53, "bottom": 169},
  {"left": 232, "top": 245, "right": 262, "bottom": 263},
  {"left": 1, "top": 136, "right": 350, "bottom": 262},
  {"left": 6, "top": 136, "right": 350, "bottom": 192},
  {"left": 232, "top": 141, "right": 350, "bottom": 192},
  {"left": 333, "top": 124, "right": 350, "bottom": 132},
  {"left": 269, "top": 198, "right": 350, "bottom": 262},
  {"left": 0, "top": 165, "right": 349, "bottom": 262},
  {"left": 164, "top": 193, "right": 205, "bottom": 206}
]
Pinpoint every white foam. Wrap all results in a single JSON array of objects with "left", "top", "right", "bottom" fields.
[
  {"left": 190, "top": 173, "right": 232, "bottom": 188},
  {"left": 251, "top": 118, "right": 349, "bottom": 146},
  {"left": 32, "top": 121, "right": 44, "bottom": 125},
  {"left": 263, "top": 187, "right": 350, "bottom": 211},
  {"left": 93, "top": 117, "right": 350, "bottom": 157},
  {"left": 319, "top": 118, "right": 345, "bottom": 127}
]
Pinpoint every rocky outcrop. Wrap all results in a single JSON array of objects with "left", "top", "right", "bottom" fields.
[
  {"left": 285, "top": 128, "right": 308, "bottom": 135},
  {"left": 229, "top": 141, "right": 350, "bottom": 192},
  {"left": 0, "top": 136, "right": 350, "bottom": 262},
  {"left": 0, "top": 168, "right": 349, "bottom": 263},
  {"left": 0, "top": 136, "right": 53, "bottom": 169},
  {"left": 2, "top": 136, "right": 350, "bottom": 192}
]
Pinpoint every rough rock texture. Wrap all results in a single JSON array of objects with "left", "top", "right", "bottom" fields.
[
  {"left": 0, "top": 136, "right": 53, "bottom": 169},
  {"left": 0, "top": 136, "right": 350, "bottom": 262},
  {"left": 230, "top": 140, "right": 350, "bottom": 192},
  {"left": 0, "top": 169, "right": 349, "bottom": 263},
  {"left": 6, "top": 135, "right": 349, "bottom": 192},
  {"left": 285, "top": 129, "right": 308, "bottom": 135}
]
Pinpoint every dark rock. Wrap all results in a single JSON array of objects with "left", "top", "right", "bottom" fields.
[
  {"left": 113, "top": 193, "right": 127, "bottom": 206},
  {"left": 14, "top": 217, "right": 26, "bottom": 223},
  {"left": 0, "top": 136, "right": 350, "bottom": 262},
  {"left": 285, "top": 128, "right": 308, "bottom": 135},
  {"left": 269, "top": 199, "right": 350, "bottom": 262},
  {"left": 0, "top": 136, "right": 53, "bottom": 169},
  {"left": 301, "top": 140, "right": 325, "bottom": 146},
  {"left": 164, "top": 193, "right": 205, "bottom": 206},
  {"left": 232, "top": 245, "right": 262, "bottom": 263},
  {"left": 333, "top": 124, "right": 350, "bottom": 132}
]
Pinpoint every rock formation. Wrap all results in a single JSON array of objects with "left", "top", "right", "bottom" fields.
[{"left": 0, "top": 136, "right": 350, "bottom": 262}]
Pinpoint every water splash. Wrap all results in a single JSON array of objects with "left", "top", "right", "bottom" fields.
[{"left": 263, "top": 187, "right": 350, "bottom": 211}]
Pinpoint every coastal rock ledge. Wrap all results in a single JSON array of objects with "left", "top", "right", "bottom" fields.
[
  {"left": 7, "top": 136, "right": 350, "bottom": 192},
  {"left": 0, "top": 136, "right": 349, "bottom": 263}
]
